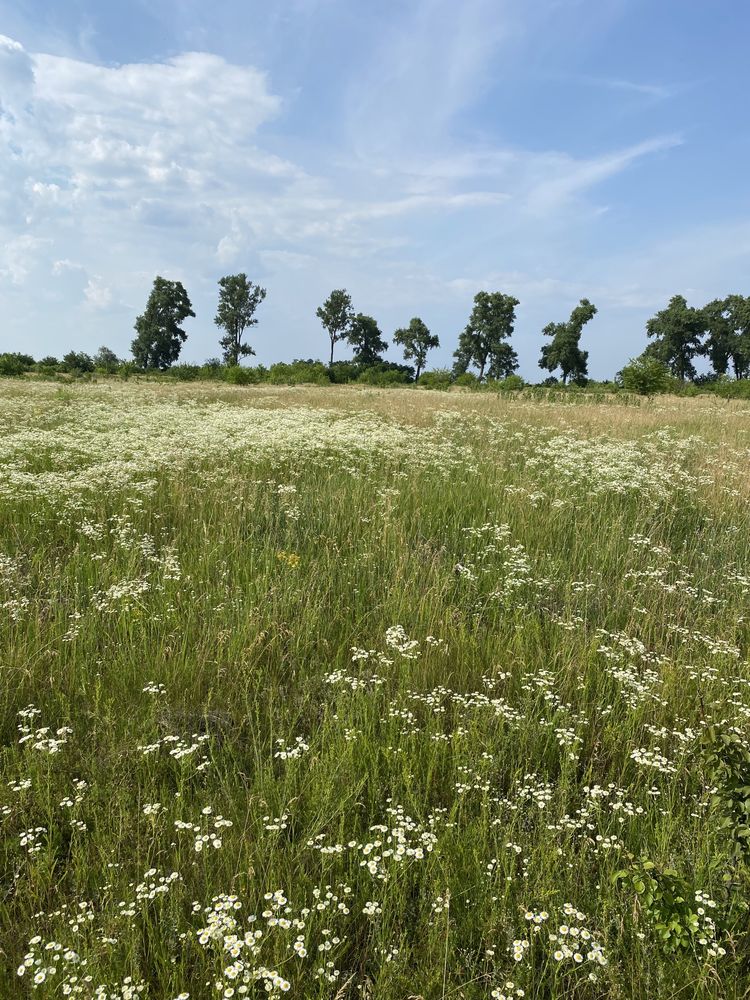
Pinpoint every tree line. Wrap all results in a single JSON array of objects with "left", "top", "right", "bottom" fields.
[{"left": 2, "top": 274, "right": 749, "bottom": 389}]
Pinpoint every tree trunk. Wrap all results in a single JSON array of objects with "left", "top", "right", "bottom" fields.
[
  {"left": 329, "top": 337, "right": 335, "bottom": 367},
  {"left": 415, "top": 362, "right": 422, "bottom": 381}
]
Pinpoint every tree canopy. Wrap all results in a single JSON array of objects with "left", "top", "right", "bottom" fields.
[
  {"left": 452, "top": 291, "right": 520, "bottom": 380},
  {"left": 539, "top": 298, "right": 597, "bottom": 385},
  {"left": 645, "top": 295, "right": 706, "bottom": 382},
  {"left": 703, "top": 296, "right": 750, "bottom": 380},
  {"left": 392, "top": 318, "right": 439, "bottom": 380},
  {"left": 214, "top": 274, "right": 267, "bottom": 366},
  {"left": 316, "top": 290, "right": 354, "bottom": 366},
  {"left": 131, "top": 277, "right": 195, "bottom": 370},
  {"left": 346, "top": 313, "right": 388, "bottom": 366}
]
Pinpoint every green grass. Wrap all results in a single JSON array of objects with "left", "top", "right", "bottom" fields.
[{"left": 1, "top": 381, "right": 749, "bottom": 999}]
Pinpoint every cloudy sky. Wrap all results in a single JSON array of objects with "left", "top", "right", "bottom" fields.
[{"left": 1, "top": 0, "right": 749, "bottom": 376}]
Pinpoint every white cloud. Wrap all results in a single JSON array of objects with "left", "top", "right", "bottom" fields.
[{"left": 83, "top": 276, "right": 113, "bottom": 310}]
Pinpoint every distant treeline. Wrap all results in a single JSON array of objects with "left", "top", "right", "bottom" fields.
[{"left": 3, "top": 274, "right": 750, "bottom": 396}]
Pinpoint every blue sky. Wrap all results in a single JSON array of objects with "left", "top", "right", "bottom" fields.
[{"left": 1, "top": 0, "right": 749, "bottom": 377}]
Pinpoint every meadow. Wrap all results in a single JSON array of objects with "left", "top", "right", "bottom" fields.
[{"left": 1, "top": 379, "right": 749, "bottom": 1000}]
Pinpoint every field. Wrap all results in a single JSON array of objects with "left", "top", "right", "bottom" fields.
[{"left": 1, "top": 380, "right": 749, "bottom": 1000}]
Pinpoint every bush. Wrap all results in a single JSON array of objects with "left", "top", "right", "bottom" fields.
[
  {"left": 225, "top": 365, "right": 265, "bottom": 385},
  {"left": 357, "top": 366, "right": 412, "bottom": 386},
  {"left": 328, "top": 361, "right": 361, "bottom": 384},
  {"left": 62, "top": 351, "right": 95, "bottom": 375},
  {"left": 417, "top": 369, "right": 453, "bottom": 390},
  {"left": 268, "top": 360, "right": 330, "bottom": 385},
  {"left": 486, "top": 374, "right": 525, "bottom": 391},
  {"left": 0, "top": 352, "right": 33, "bottom": 376},
  {"left": 166, "top": 364, "right": 203, "bottom": 381},
  {"left": 700, "top": 378, "right": 750, "bottom": 400},
  {"left": 619, "top": 356, "right": 671, "bottom": 396},
  {"left": 453, "top": 372, "right": 480, "bottom": 389}
]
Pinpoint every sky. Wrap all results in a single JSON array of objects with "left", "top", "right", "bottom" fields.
[{"left": 1, "top": 0, "right": 749, "bottom": 378}]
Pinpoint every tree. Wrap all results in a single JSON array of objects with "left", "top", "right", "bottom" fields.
[
  {"left": 317, "top": 290, "right": 354, "bottom": 366},
  {"left": 62, "top": 351, "right": 95, "bottom": 374},
  {"left": 645, "top": 295, "right": 705, "bottom": 382},
  {"left": 619, "top": 354, "right": 671, "bottom": 396},
  {"left": 346, "top": 313, "right": 388, "bottom": 366},
  {"left": 539, "top": 298, "right": 597, "bottom": 384},
  {"left": 93, "top": 346, "right": 121, "bottom": 373},
  {"left": 703, "top": 296, "right": 750, "bottom": 379},
  {"left": 131, "top": 276, "right": 195, "bottom": 370},
  {"left": 214, "top": 273, "right": 266, "bottom": 366},
  {"left": 452, "top": 291, "right": 520, "bottom": 380},
  {"left": 392, "top": 317, "right": 439, "bottom": 380}
]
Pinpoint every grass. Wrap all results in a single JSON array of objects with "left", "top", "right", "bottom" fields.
[{"left": 1, "top": 380, "right": 749, "bottom": 999}]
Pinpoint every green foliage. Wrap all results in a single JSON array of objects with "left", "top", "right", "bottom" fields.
[
  {"left": 346, "top": 313, "right": 388, "bottom": 366},
  {"left": 62, "top": 351, "right": 95, "bottom": 374},
  {"left": 703, "top": 296, "right": 750, "bottom": 379},
  {"left": 93, "top": 346, "right": 121, "bottom": 374},
  {"left": 491, "top": 373, "right": 525, "bottom": 391},
  {"left": 619, "top": 354, "right": 671, "bottom": 395},
  {"left": 268, "top": 360, "right": 330, "bottom": 385},
  {"left": 0, "top": 352, "right": 34, "bottom": 376},
  {"left": 356, "top": 362, "right": 413, "bottom": 386},
  {"left": 215, "top": 274, "right": 266, "bottom": 366},
  {"left": 454, "top": 371, "right": 479, "bottom": 388},
  {"left": 646, "top": 295, "right": 706, "bottom": 382},
  {"left": 327, "top": 360, "right": 361, "bottom": 384},
  {"left": 539, "top": 299, "right": 597, "bottom": 384},
  {"left": 131, "top": 276, "right": 195, "bottom": 370},
  {"left": 392, "top": 317, "right": 439, "bottom": 380},
  {"left": 702, "top": 725, "right": 750, "bottom": 859},
  {"left": 614, "top": 860, "right": 706, "bottom": 955},
  {"left": 453, "top": 291, "right": 519, "bottom": 380},
  {"left": 224, "top": 364, "right": 264, "bottom": 385},
  {"left": 417, "top": 368, "right": 453, "bottom": 390},
  {"left": 317, "top": 289, "right": 354, "bottom": 365}
]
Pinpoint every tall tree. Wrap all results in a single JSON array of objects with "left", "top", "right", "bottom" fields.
[
  {"left": 452, "top": 291, "right": 520, "bottom": 380},
  {"left": 539, "top": 298, "right": 597, "bottom": 385},
  {"left": 317, "top": 289, "right": 354, "bottom": 366},
  {"left": 703, "top": 296, "right": 750, "bottom": 379},
  {"left": 346, "top": 313, "right": 388, "bottom": 366},
  {"left": 392, "top": 317, "right": 439, "bottom": 380},
  {"left": 132, "top": 277, "right": 194, "bottom": 370},
  {"left": 646, "top": 295, "right": 706, "bottom": 382},
  {"left": 215, "top": 274, "right": 266, "bottom": 366},
  {"left": 93, "top": 346, "right": 121, "bottom": 373}
]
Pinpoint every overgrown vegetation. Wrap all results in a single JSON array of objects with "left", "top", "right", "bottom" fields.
[{"left": 0, "top": 381, "right": 749, "bottom": 999}]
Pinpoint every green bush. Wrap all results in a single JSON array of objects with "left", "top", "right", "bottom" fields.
[
  {"left": 268, "top": 361, "right": 330, "bottom": 385},
  {"left": 453, "top": 372, "right": 480, "bottom": 389},
  {"left": 225, "top": 364, "right": 265, "bottom": 385},
  {"left": 357, "top": 367, "right": 411, "bottom": 386},
  {"left": 417, "top": 369, "right": 453, "bottom": 390},
  {"left": 619, "top": 356, "right": 671, "bottom": 395},
  {"left": 487, "top": 373, "right": 525, "bottom": 391},
  {"left": 0, "top": 352, "right": 32, "bottom": 376},
  {"left": 328, "top": 361, "right": 360, "bottom": 384}
]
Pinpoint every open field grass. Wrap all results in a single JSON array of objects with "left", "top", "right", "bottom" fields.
[{"left": 1, "top": 381, "right": 750, "bottom": 999}]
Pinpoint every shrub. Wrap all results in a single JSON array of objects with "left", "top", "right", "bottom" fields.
[
  {"left": 328, "top": 360, "right": 361, "bottom": 384},
  {"left": 454, "top": 372, "right": 480, "bottom": 389},
  {"left": 0, "top": 352, "right": 32, "bottom": 376},
  {"left": 357, "top": 366, "right": 411, "bottom": 386},
  {"left": 166, "top": 364, "right": 203, "bottom": 381},
  {"left": 268, "top": 361, "right": 330, "bottom": 385},
  {"left": 619, "top": 356, "right": 671, "bottom": 396},
  {"left": 62, "top": 351, "right": 95, "bottom": 375},
  {"left": 487, "top": 373, "right": 525, "bottom": 391},
  {"left": 225, "top": 365, "right": 263, "bottom": 385},
  {"left": 417, "top": 369, "right": 453, "bottom": 390}
]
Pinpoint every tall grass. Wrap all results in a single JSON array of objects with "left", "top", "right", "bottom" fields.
[{"left": 1, "top": 382, "right": 749, "bottom": 999}]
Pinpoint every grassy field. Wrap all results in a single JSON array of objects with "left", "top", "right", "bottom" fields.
[{"left": 1, "top": 380, "right": 749, "bottom": 1000}]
